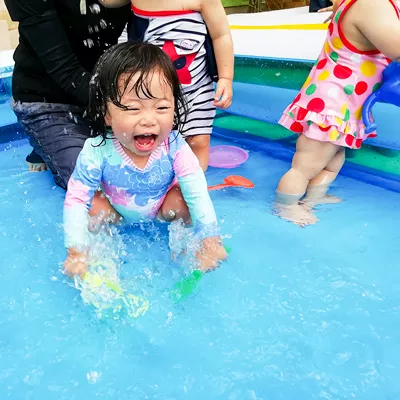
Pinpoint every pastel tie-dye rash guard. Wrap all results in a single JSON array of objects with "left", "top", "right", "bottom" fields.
[{"left": 64, "top": 131, "right": 218, "bottom": 249}]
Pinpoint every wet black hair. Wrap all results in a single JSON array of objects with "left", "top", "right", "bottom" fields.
[{"left": 87, "top": 41, "right": 187, "bottom": 141}]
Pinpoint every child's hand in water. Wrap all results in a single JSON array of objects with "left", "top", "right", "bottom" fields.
[
  {"left": 196, "top": 236, "right": 228, "bottom": 271},
  {"left": 63, "top": 249, "right": 88, "bottom": 278},
  {"left": 214, "top": 78, "right": 233, "bottom": 109}
]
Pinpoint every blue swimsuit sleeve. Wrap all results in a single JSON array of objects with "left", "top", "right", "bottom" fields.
[
  {"left": 179, "top": 170, "right": 219, "bottom": 238},
  {"left": 63, "top": 137, "right": 105, "bottom": 249},
  {"left": 170, "top": 133, "right": 219, "bottom": 238}
]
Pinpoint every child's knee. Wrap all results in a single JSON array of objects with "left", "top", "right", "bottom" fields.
[
  {"left": 90, "top": 191, "right": 119, "bottom": 221},
  {"left": 292, "top": 143, "right": 339, "bottom": 180},
  {"left": 326, "top": 148, "right": 345, "bottom": 173},
  {"left": 292, "top": 159, "right": 327, "bottom": 181},
  {"left": 186, "top": 134, "right": 210, "bottom": 150},
  {"left": 186, "top": 135, "right": 211, "bottom": 171},
  {"left": 88, "top": 192, "right": 120, "bottom": 232},
  {"left": 160, "top": 185, "right": 191, "bottom": 223}
]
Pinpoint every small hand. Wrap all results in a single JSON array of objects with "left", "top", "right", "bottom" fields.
[
  {"left": 318, "top": 5, "right": 333, "bottom": 13},
  {"left": 214, "top": 78, "right": 233, "bottom": 109},
  {"left": 63, "top": 249, "right": 88, "bottom": 278},
  {"left": 318, "top": 6, "right": 334, "bottom": 23},
  {"left": 196, "top": 236, "right": 228, "bottom": 271},
  {"left": 318, "top": 1, "right": 340, "bottom": 23}
]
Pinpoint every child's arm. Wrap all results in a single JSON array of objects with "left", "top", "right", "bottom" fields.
[
  {"left": 63, "top": 139, "right": 104, "bottom": 277},
  {"left": 171, "top": 135, "right": 227, "bottom": 270},
  {"left": 179, "top": 171, "right": 228, "bottom": 271},
  {"left": 353, "top": 0, "right": 400, "bottom": 61},
  {"left": 98, "top": 0, "right": 130, "bottom": 7},
  {"left": 200, "top": 0, "right": 234, "bottom": 109}
]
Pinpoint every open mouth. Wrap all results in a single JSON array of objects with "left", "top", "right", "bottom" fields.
[{"left": 133, "top": 134, "right": 158, "bottom": 152}]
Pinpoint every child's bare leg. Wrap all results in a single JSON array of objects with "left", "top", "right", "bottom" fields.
[
  {"left": 159, "top": 184, "right": 191, "bottom": 223},
  {"left": 303, "top": 147, "right": 345, "bottom": 207},
  {"left": 275, "top": 136, "right": 339, "bottom": 226},
  {"left": 186, "top": 135, "right": 210, "bottom": 172},
  {"left": 89, "top": 190, "right": 121, "bottom": 231}
]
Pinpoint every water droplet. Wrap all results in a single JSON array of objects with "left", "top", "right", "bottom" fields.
[
  {"left": 86, "top": 38, "right": 94, "bottom": 48},
  {"left": 89, "top": 4, "right": 101, "bottom": 14},
  {"left": 99, "top": 19, "right": 107, "bottom": 29},
  {"left": 86, "top": 371, "right": 101, "bottom": 384}
]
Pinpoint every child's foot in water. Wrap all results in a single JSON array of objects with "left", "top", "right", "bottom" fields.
[
  {"left": 274, "top": 203, "right": 318, "bottom": 227},
  {"left": 301, "top": 194, "right": 342, "bottom": 211},
  {"left": 26, "top": 150, "right": 49, "bottom": 172}
]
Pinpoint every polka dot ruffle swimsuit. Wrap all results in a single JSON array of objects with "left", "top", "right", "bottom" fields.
[{"left": 279, "top": 0, "right": 399, "bottom": 149}]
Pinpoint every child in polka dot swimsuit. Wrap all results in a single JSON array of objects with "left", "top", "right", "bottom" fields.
[{"left": 275, "top": 0, "right": 400, "bottom": 226}]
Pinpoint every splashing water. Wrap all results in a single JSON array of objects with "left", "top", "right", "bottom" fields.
[
  {"left": 89, "top": 3, "right": 101, "bottom": 14},
  {"left": 3, "top": 138, "right": 400, "bottom": 399},
  {"left": 68, "top": 217, "right": 202, "bottom": 321},
  {"left": 70, "top": 225, "right": 149, "bottom": 321},
  {"left": 83, "top": 39, "right": 94, "bottom": 48},
  {"left": 99, "top": 20, "right": 107, "bottom": 30}
]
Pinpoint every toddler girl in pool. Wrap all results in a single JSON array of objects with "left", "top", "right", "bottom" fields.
[
  {"left": 63, "top": 42, "right": 227, "bottom": 277},
  {"left": 101, "top": 0, "right": 234, "bottom": 171},
  {"left": 274, "top": 0, "right": 400, "bottom": 226}
]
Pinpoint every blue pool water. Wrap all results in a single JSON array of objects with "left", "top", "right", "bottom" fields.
[{"left": 1, "top": 132, "right": 400, "bottom": 400}]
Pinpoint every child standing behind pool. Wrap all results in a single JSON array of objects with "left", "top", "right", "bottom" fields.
[
  {"left": 101, "top": 0, "right": 234, "bottom": 171},
  {"left": 274, "top": 0, "right": 400, "bottom": 226},
  {"left": 63, "top": 42, "right": 227, "bottom": 277}
]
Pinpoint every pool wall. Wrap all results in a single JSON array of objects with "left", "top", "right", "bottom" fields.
[
  {"left": 212, "top": 56, "right": 400, "bottom": 191},
  {"left": 230, "top": 57, "right": 400, "bottom": 152},
  {"left": 1, "top": 55, "right": 400, "bottom": 191},
  {"left": 0, "top": 65, "right": 16, "bottom": 129}
]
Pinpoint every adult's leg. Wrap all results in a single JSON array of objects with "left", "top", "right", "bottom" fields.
[{"left": 11, "top": 99, "right": 91, "bottom": 189}]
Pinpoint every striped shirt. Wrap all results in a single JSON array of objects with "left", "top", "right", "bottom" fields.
[{"left": 128, "top": 7, "right": 217, "bottom": 137}]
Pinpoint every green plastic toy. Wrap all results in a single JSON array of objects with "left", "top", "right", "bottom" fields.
[
  {"left": 170, "top": 244, "right": 231, "bottom": 302},
  {"left": 170, "top": 269, "right": 204, "bottom": 302}
]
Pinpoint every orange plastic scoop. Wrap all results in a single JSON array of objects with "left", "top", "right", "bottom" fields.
[{"left": 208, "top": 175, "right": 255, "bottom": 191}]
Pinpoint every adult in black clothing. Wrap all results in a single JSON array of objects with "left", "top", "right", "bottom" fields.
[
  {"left": 309, "top": 0, "right": 333, "bottom": 12},
  {"left": 5, "top": 0, "right": 131, "bottom": 189}
]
